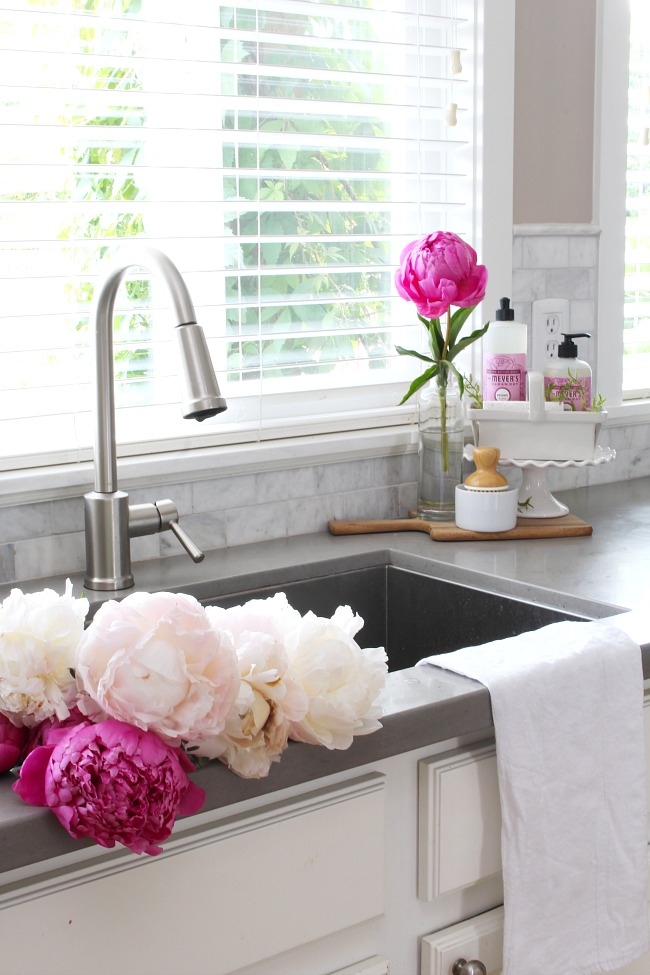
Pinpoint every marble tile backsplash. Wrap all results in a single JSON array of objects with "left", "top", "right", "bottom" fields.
[
  {"left": 1, "top": 225, "right": 648, "bottom": 588},
  {"left": 0, "top": 453, "right": 418, "bottom": 587}
]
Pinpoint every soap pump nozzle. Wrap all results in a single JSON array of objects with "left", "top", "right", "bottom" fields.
[{"left": 558, "top": 332, "right": 591, "bottom": 358}]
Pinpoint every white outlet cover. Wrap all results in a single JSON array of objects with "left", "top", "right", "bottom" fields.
[{"left": 531, "top": 298, "right": 570, "bottom": 373}]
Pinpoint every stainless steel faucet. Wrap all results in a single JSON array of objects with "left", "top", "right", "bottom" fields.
[{"left": 84, "top": 247, "right": 227, "bottom": 591}]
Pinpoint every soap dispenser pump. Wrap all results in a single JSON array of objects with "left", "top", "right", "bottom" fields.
[
  {"left": 482, "top": 297, "right": 527, "bottom": 403},
  {"left": 543, "top": 332, "right": 592, "bottom": 410}
]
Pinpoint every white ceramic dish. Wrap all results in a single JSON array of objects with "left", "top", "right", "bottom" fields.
[{"left": 454, "top": 484, "right": 519, "bottom": 532}]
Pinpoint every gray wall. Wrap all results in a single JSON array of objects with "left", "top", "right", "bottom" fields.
[{"left": 514, "top": 0, "right": 597, "bottom": 224}]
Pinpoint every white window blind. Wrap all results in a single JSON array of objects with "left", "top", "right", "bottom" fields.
[
  {"left": 0, "top": 0, "right": 483, "bottom": 470},
  {"left": 624, "top": 0, "right": 650, "bottom": 397}
]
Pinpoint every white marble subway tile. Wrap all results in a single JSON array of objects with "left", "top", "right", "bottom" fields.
[
  {"left": 513, "top": 300, "right": 532, "bottom": 327},
  {"left": 521, "top": 236, "right": 569, "bottom": 269},
  {"left": 314, "top": 459, "right": 376, "bottom": 495},
  {"left": 512, "top": 269, "right": 547, "bottom": 303},
  {"left": 341, "top": 486, "right": 399, "bottom": 521},
  {"left": 286, "top": 494, "right": 333, "bottom": 536},
  {"left": 193, "top": 473, "right": 256, "bottom": 513},
  {"left": 545, "top": 268, "right": 593, "bottom": 300},
  {"left": 255, "top": 466, "right": 317, "bottom": 504},
  {"left": 224, "top": 500, "right": 289, "bottom": 548},
  {"left": 52, "top": 497, "right": 84, "bottom": 535},
  {"left": 569, "top": 300, "right": 596, "bottom": 333},
  {"left": 374, "top": 452, "right": 418, "bottom": 486},
  {"left": 568, "top": 235, "right": 598, "bottom": 268},
  {"left": 0, "top": 502, "right": 51, "bottom": 544},
  {"left": 512, "top": 235, "right": 524, "bottom": 269},
  {"left": 398, "top": 482, "right": 418, "bottom": 516},
  {"left": 14, "top": 532, "right": 85, "bottom": 585},
  {"left": 0, "top": 543, "right": 15, "bottom": 585}
]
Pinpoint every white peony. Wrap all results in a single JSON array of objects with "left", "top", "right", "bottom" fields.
[
  {"left": 200, "top": 596, "right": 308, "bottom": 778},
  {"left": 0, "top": 580, "right": 88, "bottom": 727},
  {"left": 286, "top": 604, "right": 388, "bottom": 750},
  {"left": 76, "top": 590, "right": 239, "bottom": 745}
]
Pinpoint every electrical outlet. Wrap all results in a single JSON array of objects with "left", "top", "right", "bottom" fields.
[{"left": 532, "top": 298, "right": 570, "bottom": 373}]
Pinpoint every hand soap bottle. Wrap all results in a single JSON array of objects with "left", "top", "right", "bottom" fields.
[
  {"left": 482, "top": 297, "right": 527, "bottom": 402},
  {"left": 543, "top": 332, "right": 592, "bottom": 411}
]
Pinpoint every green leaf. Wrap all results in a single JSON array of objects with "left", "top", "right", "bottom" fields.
[
  {"left": 398, "top": 364, "right": 439, "bottom": 404},
  {"left": 446, "top": 321, "right": 490, "bottom": 361},
  {"left": 447, "top": 305, "right": 476, "bottom": 347},
  {"left": 395, "top": 345, "right": 435, "bottom": 365}
]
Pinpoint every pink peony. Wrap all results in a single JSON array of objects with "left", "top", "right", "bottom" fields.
[
  {"left": 76, "top": 591, "right": 239, "bottom": 745},
  {"left": 13, "top": 719, "right": 205, "bottom": 856},
  {"left": 395, "top": 231, "right": 487, "bottom": 320},
  {"left": 0, "top": 713, "right": 28, "bottom": 773}
]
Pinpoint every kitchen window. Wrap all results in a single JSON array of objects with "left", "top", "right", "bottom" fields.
[
  {"left": 0, "top": 0, "right": 513, "bottom": 472},
  {"left": 597, "top": 0, "right": 650, "bottom": 409}
]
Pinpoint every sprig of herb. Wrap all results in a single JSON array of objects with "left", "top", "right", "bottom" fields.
[{"left": 462, "top": 373, "right": 483, "bottom": 409}]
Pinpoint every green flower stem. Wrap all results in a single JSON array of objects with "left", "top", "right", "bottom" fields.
[{"left": 437, "top": 308, "right": 452, "bottom": 473}]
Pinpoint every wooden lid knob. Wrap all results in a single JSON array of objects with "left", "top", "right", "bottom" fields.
[{"left": 465, "top": 446, "right": 508, "bottom": 488}]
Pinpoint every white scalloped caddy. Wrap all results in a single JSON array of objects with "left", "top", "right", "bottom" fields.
[{"left": 467, "top": 372, "right": 606, "bottom": 462}]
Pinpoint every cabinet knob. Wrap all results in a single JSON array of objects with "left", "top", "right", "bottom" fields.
[{"left": 452, "top": 960, "right": 487, "bottom": 975}]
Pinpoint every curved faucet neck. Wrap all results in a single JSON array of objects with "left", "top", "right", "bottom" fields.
[{"left": 91, "top": 248, "right": 197, "bottom": 494}]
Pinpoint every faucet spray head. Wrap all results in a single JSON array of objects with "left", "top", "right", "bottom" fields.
[{"left": 176, "top": 322, "right": 227, "bottom": 421}]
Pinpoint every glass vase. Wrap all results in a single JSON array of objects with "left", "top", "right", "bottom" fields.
[{"left": 417, "top": 382, "right": 465, "bottom": 521}]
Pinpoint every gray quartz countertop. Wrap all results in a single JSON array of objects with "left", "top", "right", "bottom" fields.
[{"left": 1, "top": 476, "right": 649, "bottom": 875}]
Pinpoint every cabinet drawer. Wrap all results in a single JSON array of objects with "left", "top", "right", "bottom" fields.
[
  {"left": 0, "top": 774, "right": 385, "bottom": 975},
  {"left": 418, "top": 742, "right": 501, "bottom": 901},
  {"left": 421, "top": 905, "right": 504, "bottom": 975}
]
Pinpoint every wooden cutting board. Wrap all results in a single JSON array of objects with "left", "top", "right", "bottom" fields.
[{"left": 328, "top": 513, "right": 592, "bottom": 542}]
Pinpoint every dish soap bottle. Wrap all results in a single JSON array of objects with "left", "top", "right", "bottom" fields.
[
  {"left": 482, "top": 297, "right": 527, "bottom": 402},
  {"left": 543, "top": 332, "right": 592, "bottom": 411}
]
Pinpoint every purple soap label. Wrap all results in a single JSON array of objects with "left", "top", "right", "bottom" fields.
[
  {"left": 483, "top": 353, "right": 527, "bottom": 402},
  {"left": 544, "top": 376, "right": 592, "bottom": 411}
]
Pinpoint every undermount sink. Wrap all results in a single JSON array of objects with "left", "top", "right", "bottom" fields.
[{"left": 202, "top": 564, "right": 605, "bottom": 672}]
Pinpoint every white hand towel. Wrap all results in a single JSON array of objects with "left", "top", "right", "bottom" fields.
[{"left": 419, "top": 620, "right": 649, "bottom": 975}]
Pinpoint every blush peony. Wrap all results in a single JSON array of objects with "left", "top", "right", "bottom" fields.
[
  {"left": 13, "top": 719, "right": 205, "bottom": 855},
  {"left": 0, "top": 580, "right": 88, "bottom": 727},
  {"left": 75, "top": 591, "right": 239, "bottom": 745},
  {"left": 395, "top": 231, "right": 487, "bottom": 320},
  {"left": 286, "top": 605, "right": 388, "bottom": 750},
  {"left": 200, "top": 595, "right": 308, "bottom": 778}
]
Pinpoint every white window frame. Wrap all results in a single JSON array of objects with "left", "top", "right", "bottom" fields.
[
  {"left": 595, "top": 0, "right": 650, "bottom": 415},
  {"left": 0, "top": 0, "right": 515, "bottom": 504}
]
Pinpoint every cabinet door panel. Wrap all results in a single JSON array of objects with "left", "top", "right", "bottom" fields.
[{"left": 418, "top": 743, "right": 501, "bottom": 901}]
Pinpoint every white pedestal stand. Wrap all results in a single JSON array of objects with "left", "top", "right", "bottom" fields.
[{"left": 499, "top": 447, "right": 616, "bottom": 518}]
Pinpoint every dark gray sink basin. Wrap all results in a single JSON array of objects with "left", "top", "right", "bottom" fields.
[{"left": 203, "top": 565, "right": 594, "bottom": 672}]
